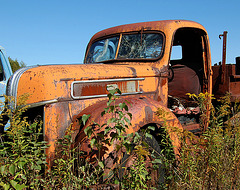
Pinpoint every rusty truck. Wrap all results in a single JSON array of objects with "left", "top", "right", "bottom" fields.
[{"left": 2, "top": 20, "right": 240, "bottom": 180}]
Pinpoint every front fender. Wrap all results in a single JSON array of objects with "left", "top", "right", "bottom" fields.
[{"left": 71, "top": 96, "right": 182, "bottom": 156}]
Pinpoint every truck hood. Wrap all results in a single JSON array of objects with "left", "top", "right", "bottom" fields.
[{"left": 7, "top": 63, "right": 162, "bottom": 107}]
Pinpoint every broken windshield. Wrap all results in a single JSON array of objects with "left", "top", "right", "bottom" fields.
[{"left": 85, "top": 33, "right": 163, "bottom": 63}]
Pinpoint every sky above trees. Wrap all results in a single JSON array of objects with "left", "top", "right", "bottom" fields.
[{"left": 0, "top": 0, "right": 239, "bottom": 66}]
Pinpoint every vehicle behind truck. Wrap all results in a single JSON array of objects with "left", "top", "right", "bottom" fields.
[
  {"left": 1, "top": 20, "right": 239, "bottom": 182},
  {"left": 0, "top": 46, "right": 12, "bottom": 132},
  {"left": 0, "top": 46, "right": 13, "bottom": 101}
]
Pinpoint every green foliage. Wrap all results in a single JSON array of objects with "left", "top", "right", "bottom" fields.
[
  {"left": 121, "top": 153, "right": 151, "bottom": 189},
  {"left": 0, "top": 96, "right": 47, "bottom": 189},
  {"left": 0, "top": 89, "right": 162, "bottom": 189},
  {"left": 81, "top": 88, "right": 163, "bottom": 189},
  {"left": 8, "top": 57, "right": 26, "bottom": 73},
  {"left": 2, "top": 89, "right": 240, "bottom": 189},
  {"left": 164, "top": 93, "right": 240, "bottom": 189}
]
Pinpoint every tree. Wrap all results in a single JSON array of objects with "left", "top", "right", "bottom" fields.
[{"left": 8, "top": 57, "right": 26, "bottom": 73}]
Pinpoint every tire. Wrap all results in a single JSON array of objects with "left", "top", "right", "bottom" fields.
[{"left": 119, "top": 132, "right": 165, "bottom": 186}]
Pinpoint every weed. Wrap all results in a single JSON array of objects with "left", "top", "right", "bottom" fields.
[
  {"left": 166, "top": 93, "right": 240, "bottom": 189},
  {"left": 0, "top": 95, "right": 47, "bottom": 190},
  {"left": 2, "top": 90, "right": 240, "bottom": 190}
]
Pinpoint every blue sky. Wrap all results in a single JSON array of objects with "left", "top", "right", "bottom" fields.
[{"left": 0, "top": 0, "right": 239, "bottom": 66}]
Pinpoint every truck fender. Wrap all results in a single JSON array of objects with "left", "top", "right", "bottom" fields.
[{"left": 71, "top": 96, "right": 183, "bottom": 157}]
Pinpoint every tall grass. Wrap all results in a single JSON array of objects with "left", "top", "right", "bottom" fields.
[
  {"left": 0, "top": 92, "right": 240, "bottom": 189},
  {"left": 165, "top": 93, "right": 240, "bottom": 190}
]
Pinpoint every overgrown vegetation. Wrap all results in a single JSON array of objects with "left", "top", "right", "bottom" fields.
[
  {"left": 0, "top": 91, "right": 240, "bottom": 189},
  {"left": 164, "top": 92, "right": 240, "bottom": 189},
  {"left": 0, "top": 95, "right": 47, "bottom": 189}
]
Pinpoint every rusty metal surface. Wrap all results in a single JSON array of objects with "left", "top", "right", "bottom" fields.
[
  {"left": 44, "top": 96, "right": 183, "bottom": 165},
  {"left": 219, "top": 31, "right": 228, "bottom": 84},
  {"left": 212, "top": 62, "right": 240, "bottom": 102},
  {"left": 72, "top": 97, "right": 182, "bottom": 158},
  {"left": 16, "top": 64, "right": 162, "bottom": 105},
  {"left": 88, "top": 20, "right": 207, "bottom": 47}
]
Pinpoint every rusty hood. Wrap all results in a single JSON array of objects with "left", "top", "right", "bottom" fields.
[{"left": 7, "top": 63, "right": 162, "bottom": 107}]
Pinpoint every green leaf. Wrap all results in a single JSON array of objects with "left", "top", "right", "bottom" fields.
[
  {"left": 18, "top": 162, "right": 26, "bottom": 169},
  {"left": 82, "top": 114, "right": 90, "bottom": 125},
  {"left": 36, "top": 160, "right": 43, "bottom": 165},
  {"left": 145, "top": 132, "right": 153, "bottom": 139},
  {"left": 127, "top": 112, "right": 132, "bottom": 119},
  {"left": 110, "top": 133, "right": 118, "bottom": 143},
  {"left": 107, "top": 91, "right": 114, "bottom": 98},
  {"left": 109, "top": 105, "right": 114, "bottom": 112},
  {"left": 124, "top": 117, "right": 131, "bottom": 125},
  {"left": 114, "top": 179, "right": 120, "bottom": 184},
  {"left": 124, "top": 142, "right": 132, "bottom": 154},
  {"left": 84, "top": 126, "right": 93, "bottom": 138},
  {"left": 104, "top": 127, "right": 112, "bottom": 135},
  {"left": 116, "top": 88, "right": 122, "bottom": 95},
  {"left": 9, "top": 164, "right": 16, "bottom": 175},
  {"left": 152, "top": 159, "right": 162, "bottom": 164},
  {"left": 0, "top": 165, "right": 5, "bottom": 174},
  {"left": 98, "top": 161, "right": 104, "bottom": 169},
  {"left": 107, "top": 118, "right": 117, "bottom": 125},
  {"left": 119, "top": 102, "right": 128, "bottom": 111},
  {"left": 10, "top": 180, "right": 17, "bottom": 188},
  {"left": 147, "top": 126, "right": 155, "bottom": 131},
  {"left": 98, "top": 133, "right": 105, "bottom": 138},
  {"left": 21, "top": 174, "right": 26, "bottom": 180},
  {"left": 107, "top": 98, "right": 113, "bottom": 106},
  {"left": 0, "top": 182, "right": 10, "bottom": 190},
  {"left": 119, "top": 103, "right": 125, "bottom": 110},
  {"left": 101, "top": 111, "right": 105, "bottom": 116},
  {"left": 16, "top": 184, "right": 26, "bottom": 190},
  {"left": 90, "top": 138, "right": 96, "bottom": 148}
]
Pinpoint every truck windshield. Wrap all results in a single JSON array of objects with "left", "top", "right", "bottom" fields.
[{"left": 85, "top": 33, "right": 163, "bottom": 63}]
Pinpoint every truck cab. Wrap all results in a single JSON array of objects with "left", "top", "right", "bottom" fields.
[{"left": 84, "top": 20, "right": 212, "bottom": 133}]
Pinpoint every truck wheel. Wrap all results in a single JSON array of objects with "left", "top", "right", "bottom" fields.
[{"left": 119, "top": 132, "right": 165, "bottom": 186}]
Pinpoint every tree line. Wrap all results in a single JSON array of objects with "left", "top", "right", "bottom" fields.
[{"left": 8, "top": 57, "right": 26, "bottom": 73}]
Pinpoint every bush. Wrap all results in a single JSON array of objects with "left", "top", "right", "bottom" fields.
[
  {"left": 0, "top": 96, "right": 47, "bottom": 189},
  {"left": 0, "top": 90, "right": 161, "bottom": 189},
  {"left": 1, "top": 91, "right": 240, "bottom": 190},
  {"left": 165, "top": 93, "right": 240, "bottom": 190}
]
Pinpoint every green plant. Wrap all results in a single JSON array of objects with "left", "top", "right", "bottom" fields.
[
  {"left": 82, "top": 88, "right": 164, "bottom": 189},
  {"left": 121, "top": 148, "right": 151, "bottom": 189},
  {"left": 166, "top": 93, "right": 240, "bottom": 190},
  {"left": 6, "top": 90, "right": 239, "bottom": 189},
  {"left": 0, "top": 95, "right": 47, "bottom": 190},
  {"left": 82, "top": 88, "right": 134, "bottom": 185}
]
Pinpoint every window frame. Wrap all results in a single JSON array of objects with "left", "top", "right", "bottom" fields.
[{"left": 85, "top": 30, "right": 165, "bottom": 63}]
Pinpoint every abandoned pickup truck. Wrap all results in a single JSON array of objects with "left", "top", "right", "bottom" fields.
[
  {"left": 5, "top": 20, "right": 212, "bottom": 166},
  {"left": 5, "top": 20, "right": 240, "bottom": 179}
]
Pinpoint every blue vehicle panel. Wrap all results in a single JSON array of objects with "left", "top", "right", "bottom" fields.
[{"left": 0, "top": 46, "right": 13, "bottom": 131}]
